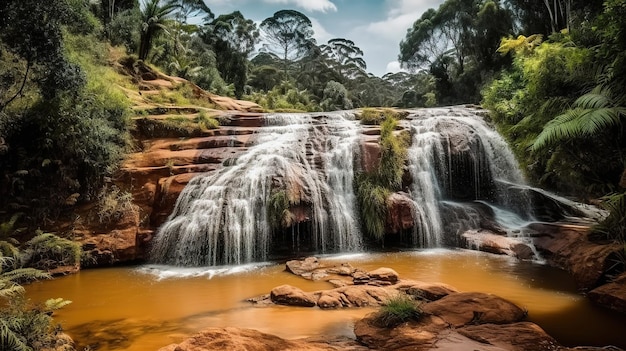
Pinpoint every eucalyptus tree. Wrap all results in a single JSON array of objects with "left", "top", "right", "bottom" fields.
[
  {"left": 321, "top": 38, "right": 367, "bottom": 78},
  {"left": 138, "top": 0, "right": 179, "bottom": 60},
  {"left": 206, "top": 11, "right": 259, "bottom": 98},
  {"left": 260, "top": 10, "right": 316, "bottom": 77},
  {"left": 399, "top": 0, "right": 513, "bottom": 104}
]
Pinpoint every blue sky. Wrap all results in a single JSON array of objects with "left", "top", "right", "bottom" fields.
[{"left": 204, "top": 0, "right": 445, "bottom": 77}]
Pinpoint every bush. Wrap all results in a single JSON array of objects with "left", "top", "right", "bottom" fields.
[
  {"left": 21, "top": 233, "right": 82, "bottom": 270},
  {"left": 357, "top": 108, "right": 409, "bottom": 125},
  {"left": 0, "top": 266, "right": 72, "bottom": 351},
  {"left": 96, "top": 185, "right": 136, "bottom": 225},
  {"left": 373, "top": 295, "right": 424, "bottom": 328}
]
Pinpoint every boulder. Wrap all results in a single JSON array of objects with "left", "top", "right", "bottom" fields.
[
  {"left": 286, "top": 257, "right": 321, "bottom": 279},
  {"left": 421, "top": 292, "right": 526, "bottom": 327},
  {"left": 385, "top": 192, "right": 415, "bottom": 234},
  {"left": 457, "top": 322, "right": 561, "bottom": 351},
  {"left": 158, "top": 327, "right": 366, "bottom": 351},
  {"left": 530, "top": 223, "right": 623, "bottom": 289},
  {"left": 397, "top": 280, "right": 459, "bottom": 301},
  {"left": 270, "top": 284, "right": 317, "bottom": 307},
  {"left": 368, "top": 267, "right": 399, "bottom": 285},
  {"left": 588, "top": 272, "right": 626, "bottom": 314},
  {"left": 462, "top": 229, "right": 536, "bottom": 260}
]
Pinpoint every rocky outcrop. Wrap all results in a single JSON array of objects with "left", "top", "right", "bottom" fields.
[
  {"left": 158, "top": 327, "right": 368, "bottom": 351},
  {"left": 160, "top": 257, "right": 625, "bottom": 351},
  {"left": 588, "top": 272, "right": 626, "bottom": 314},
  {"left": 529, "top": 223, "right": 623, "bottom": 289},
  {"left": 385, "top": 192, "right": 415, "bottom": 234},
  {"left": 462, "top": 229, "right": 536, "bottom": 260}
]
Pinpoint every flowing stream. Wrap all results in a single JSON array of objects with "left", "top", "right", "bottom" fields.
[{"left": 26, "top": 251, "right": 626, "bottom": 351}]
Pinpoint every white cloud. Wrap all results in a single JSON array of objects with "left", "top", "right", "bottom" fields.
[
  {"left": 310, "top": 17, "right": 334, "bottom": 44},
  {"left": 385, "top": 61, "right": 406, "bottom": 74},
  {"left": 263, "top": 0, "right": 338, "bottom": 13}
]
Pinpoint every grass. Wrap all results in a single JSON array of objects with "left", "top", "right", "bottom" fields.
[
  {"left": 357, "top": 108, "right": 409, "bottom": 125},
  {"left": 373, "top": 295, "right": 424, "bottom": 328}
]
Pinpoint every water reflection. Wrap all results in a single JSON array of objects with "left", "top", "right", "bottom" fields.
[{"left": 26, "top": 250, "right": 626, "bottom": 350}]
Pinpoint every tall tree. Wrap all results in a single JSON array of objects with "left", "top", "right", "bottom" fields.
[
  {"left": 399, "top": 0, "right": 513, "bottom": 104},
  {"left": 207, "top": 11, "right": 259, "bottom": 97},
  {"left": 260, "top": 10, "right": 315, "bottom": 77},
  {"left": 138, "top": 0, "right": 179, "bottom": 60},
  {"left": 321, "top": 38, "right": 367, "bottom": 78}
]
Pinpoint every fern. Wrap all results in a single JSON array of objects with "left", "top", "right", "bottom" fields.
[
  {"left": 532, "top": 86, "right": 626, "bottom": 151},
  {"left": 0, "top": 318, "right": 30, "bottom": 351},
  {"left": 45, "top": 298, "right": 72, "bottom": 311}
]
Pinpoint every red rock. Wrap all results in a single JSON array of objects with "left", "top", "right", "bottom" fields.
[
  {"left": 368, "top": 267, "right": 399, "bottom": 284},
  {"left": 385, "top": 192, "right": 415, "bottom": 234},
  {"left": 398, "top": 280, "right": 459, "bottom": 301},
  {"left": 588, "top": 272, "right": 626, "bottom": 314},
  {"left": 158, "top": 327, "right": 365, "bottom": 351},
  {"left": 462, "top": 229, "right": 536, "bottom": 260},
  {"left": 270, "top": 284, "right": 317, "bottom": 307},
  {"left": 422, "top": 292, "right": 526, "bottom": 327},
  {"left": 457, "top": 322, "right": 560, "bottom": 351}
]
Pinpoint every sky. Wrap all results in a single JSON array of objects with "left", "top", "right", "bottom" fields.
[{"left": 204, "top": 0, "right": 445, "bottom": 77}]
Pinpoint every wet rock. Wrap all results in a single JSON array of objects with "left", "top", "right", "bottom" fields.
[
  {"left": 530, "top": 223, "right": 623, "bottom": 289},
  {"left": 368, "top": 267, "right": 399, "bottom": 285},
  {"left": 326, "top": 262, "right": 356, "bottom": 276},
  {"left": 588, "top": 272, "right": 626, "bottom": 314},
  {"left": 352, "top": 270, "right": 370, "bottom": 285},
  {"left": 462, "top": 229, "right": 536, "bottom": 260},
  {"left": 285, "top": 257, "right": 324, "bottom": 280},
  {"left": 385, "top": 192, "right": 415, "bottom": 234},
  {"left": 457, "top": 322, "right": 561, "bottom": 351},
  {"left": 158, "top": 327, "right": 366, "bottom": 351},
  {"left": 421, "top": 292, "right": 526, "bottom": 327},
  {"left": 270, "top": 284, "right": 317, "bottom": 307},
  {"left": 397, "top": 280, "right": 459, "bottom": 301}
]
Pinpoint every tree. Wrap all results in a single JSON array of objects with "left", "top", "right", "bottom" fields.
[
  {"left": 399, "top": 0, "right": 513, "bottom": 104},
  {"left": 138, "top": 0, "right": 179, "bottom": 60},
  {"left": 207, "top": 11, "right": 259, "bottom": 98},
  {"left": 260, "top": 10, "right": 316, "bottom": 77},
  {"left": 321, "top": 38, "right": 367, "bottom": 78}
]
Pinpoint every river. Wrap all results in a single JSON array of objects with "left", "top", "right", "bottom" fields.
[{"left": 26, "top": 249, "right": 626, "bottom": 350}]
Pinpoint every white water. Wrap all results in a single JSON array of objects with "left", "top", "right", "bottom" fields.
[
  {"left": 151, "top": 112, "right": 362, "bottom": 266},
  {"left": 406, "top": 107, "right": 533, "bottom": 246}
]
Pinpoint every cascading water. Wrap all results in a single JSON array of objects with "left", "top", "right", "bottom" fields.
[
  {"left": 405, "top": 107, "right": 534, "bottom": 246},
  {"left": 151, "top": 112, "right": 362, "bottom": 266}
]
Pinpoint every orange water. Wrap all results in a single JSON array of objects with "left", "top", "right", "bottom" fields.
[{"left": 26, "top": 250, "right": 626, "bottom": 350}]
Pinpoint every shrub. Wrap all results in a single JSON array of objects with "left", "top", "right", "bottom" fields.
[
  {"left": 357, "top": 108, "right": 409, "bottom": 125},
  {"left": 373, "top": 295, "right": 424, "bottom": 328},
  {"left": 21, "top": 232, "right": 82, "bottom": 270},
  {"left": 0, "top": 270, "right": 72, "bottom": 351},
  {"left": 96, "top": 185, "right": 136, "bottom": 225}
]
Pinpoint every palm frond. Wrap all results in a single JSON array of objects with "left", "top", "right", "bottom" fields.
[
  {"left": 0, "top": 318, "right": 30, "bottom": 351},
  {"left": 532, "top": 85, "right": 625, "bottom": 151}
]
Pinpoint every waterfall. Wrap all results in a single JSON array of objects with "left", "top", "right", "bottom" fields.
[
  {"left": 406, "top": 107, "right": 533, "bottom": 246},
  {"left": 151, "top": 112, "right": 362, "bottom": 266}
]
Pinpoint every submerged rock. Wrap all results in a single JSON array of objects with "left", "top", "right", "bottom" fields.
[{"left": 588, "top": 272, "right": 626, "bottom": 314}]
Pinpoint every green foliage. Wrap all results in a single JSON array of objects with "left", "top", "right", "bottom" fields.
[
  {"left": 593, "top": 193, "right": 626, "bottom": 243},
  {"left": 354, "top": 116, "right": 408, "bottom": 241},
  {"left": 247, "top": 81, "right": 318, "bottom": 112},
  {"left": 532, "top": 86, "right": 626, "bottom": 151},
  {"left": 373, "top": 295, "right": 424, "bottom": 328},
  {"left": 22, "top": 233, "right": 82, "bottom": 270},
  {"left": 0, "top": 294, "right": 73, "bottom": 351},
  {"left": 138, "top": 0, "right": 179, "bottom": 61},
  {"left": 357, "top": 108, "right": 409, "bottom": 126},
  {"left": 354, "top": 176, "right": 390, "bottom": 241},
  {"left": 96, "top": 185, "right": 137, "bottom": 225},
  {"left": 320, "top": 81, "right": 352, "bottom": 111},
  {"left": 267, "top": 190, "right": 297, "bottom": 229}
]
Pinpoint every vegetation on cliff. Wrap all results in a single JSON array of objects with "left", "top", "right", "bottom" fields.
[{"left": 355, "top": 113, "right": 409, "bottom": 241}]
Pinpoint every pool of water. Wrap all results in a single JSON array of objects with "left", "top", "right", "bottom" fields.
[{"left": 26, "top": 249, "right": 626, "bottom": 350}]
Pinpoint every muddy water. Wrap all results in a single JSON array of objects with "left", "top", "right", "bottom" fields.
[{"left": 26, "top": 250, "right": 626, "bottom": 350}]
